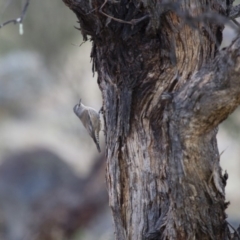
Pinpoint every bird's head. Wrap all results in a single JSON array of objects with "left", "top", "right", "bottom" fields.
[{"left": 73, "top": 99, "right": 82, "bottom": 116}]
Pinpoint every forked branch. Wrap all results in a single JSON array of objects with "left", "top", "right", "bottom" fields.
[
  {"left": 175, "top": 37, "right": 240, "bottom": 135},
  {"left": 0, "top": 0, "right": 30, "bottom": 29}
]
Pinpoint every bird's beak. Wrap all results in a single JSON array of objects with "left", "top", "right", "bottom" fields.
[
  {"left": 73, "top": 104, "right": 78, "bottom": 113},
  {"left": 78, "top": 99, "right": 81, "bottom": 106}
]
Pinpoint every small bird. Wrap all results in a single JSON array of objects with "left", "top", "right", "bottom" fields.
[{"left": 73, "top": 99, "right": 101, "bottom": 152}]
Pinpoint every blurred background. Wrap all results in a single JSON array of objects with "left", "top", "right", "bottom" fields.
[{"left": 0, "top": 0, "right": 239, "bottom": 239}]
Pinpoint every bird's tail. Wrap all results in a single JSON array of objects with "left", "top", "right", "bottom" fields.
[
  {"left": 95, "top": 141, "right": 101, "bottom": 153},
  {"left": 93, "top": 134, "right": 101, "bottom": 153}
]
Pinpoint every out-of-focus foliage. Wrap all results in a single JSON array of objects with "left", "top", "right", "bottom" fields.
[
  {"left": 0, "top": 0, "right": 78, "bottom": 62},
  {"left": 0, "top": 149, "right": 112, "bottom": 240},
  {"left": 0, "top": 1, "right": 108, "bottom": 239},
  {"left": 0, "top": 0, "right": 102, "bottom": 170}
]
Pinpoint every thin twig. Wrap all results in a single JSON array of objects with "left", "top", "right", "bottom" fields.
[
  {"left": 231, "top": 19, "right": 240, "bottom": 28},
  {"left": 227, "top": 221, "right": 240, "bottom": 239},
  {"left": 229, "top": 4, "right": 240, "bottom": 19},
  {"left": 0, "top": 0, "right": 30, "bottom": 29},
  {"left": 85, "top": 7, "right": 98, "bottom": 16},
  {"left": 99, "top": 0, "right": 149, "bottom": 25},
  {"left": 219, "top": 147, "right": 228, "bottom": 157},
  {"left": 71, "top": 40, "right": 87, "bottom": 47}
]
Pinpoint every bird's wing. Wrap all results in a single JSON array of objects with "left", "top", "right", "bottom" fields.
[
  {"left": 79, "top": 110, "right": 92, "bottom": 132},
  {"left": 88, "top": 109, "right": 100, "bottom": 128},
  {"left": 79, "top": 110, "right": 94, "bottom": 138},
  {"left": 88, "top": 110, "right": 101, "bottom": 152}
]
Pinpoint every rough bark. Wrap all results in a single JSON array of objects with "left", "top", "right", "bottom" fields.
[{"left": 63, "top": 0, "right": 240, "bottom": 239}]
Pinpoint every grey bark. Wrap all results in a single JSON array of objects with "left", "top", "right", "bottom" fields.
[{"left": 63, "top": 0, "right": 240, "bottom": 239}]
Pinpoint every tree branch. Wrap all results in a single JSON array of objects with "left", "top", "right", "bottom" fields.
[
  {"left": 229, "top": 4, "right": 240, "bottom": 19},
  {"left": 99, "top": 0, "right": 149, "bottom": 25},
  {"left": 0, "top": 0, "right": 30, "bottom": 30},
  {"left": 175, "top": 36, "right": 240, "bottom": 136}
]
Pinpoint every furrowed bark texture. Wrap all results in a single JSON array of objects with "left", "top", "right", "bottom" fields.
[{"left": 63, "top": 0, "right": 240, "bottom": 239}]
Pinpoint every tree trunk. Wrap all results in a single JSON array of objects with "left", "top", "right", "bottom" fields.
[{"left": 63, "top": 0, "right": 240, "bottom": 239}]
